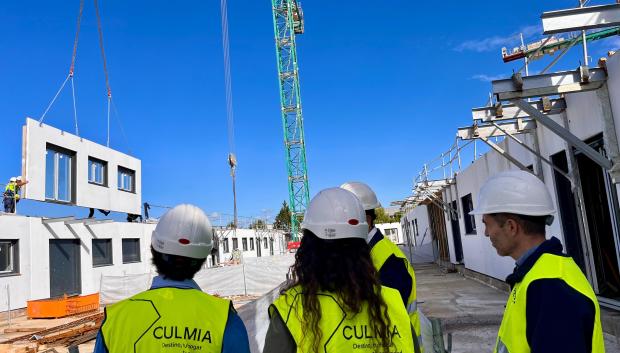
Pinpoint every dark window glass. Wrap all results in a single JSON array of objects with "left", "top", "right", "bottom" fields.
[
  {"left": 122, "top": 238, "right": 141, "bottom": 263},
  {"left": 461, "top": 194, "right": 477, "bottom": 234},
  {"left": 223, "top": 238, "right": 229, "bottom": 253},
  {"left": 232, "top": 238, "right": 239, "bottom": 250},
  {"left": 92, "top": 239, "right": 113, "bottom": 266},
  {"left": 0, "top": 240, "right": 19, "bottom": 276}
]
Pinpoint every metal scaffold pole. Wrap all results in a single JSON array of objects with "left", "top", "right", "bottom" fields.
[{"left": 271, "top": 0, "right": 310, "bottom": 241}]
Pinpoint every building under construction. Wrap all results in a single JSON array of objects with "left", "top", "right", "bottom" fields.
[{"left": 396, "top": 2, "right": 620, "bottom": 326}]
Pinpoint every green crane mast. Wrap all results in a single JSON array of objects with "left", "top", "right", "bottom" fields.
[{"left": 271, "top": 0, "right": 309, "bottom": 240}]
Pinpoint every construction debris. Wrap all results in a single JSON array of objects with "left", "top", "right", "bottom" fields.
[{"left": 0, "top": 313, "right": 103, "bottom": 352}]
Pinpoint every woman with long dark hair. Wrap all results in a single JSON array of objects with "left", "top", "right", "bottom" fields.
[{"left": 263, "top": 188, "right": 414, "bottom": 353}]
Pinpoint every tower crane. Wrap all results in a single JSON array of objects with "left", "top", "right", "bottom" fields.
[{"left": 270, "top": 0, "right": 309, "bottom": 240}]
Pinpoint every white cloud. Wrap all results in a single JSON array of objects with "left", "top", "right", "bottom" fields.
[
  {"left": 455, "top": 25, "right": 542, "bottom": 52},
  {"left": 471, "top": 74, "right": 506, "bottom": 82}
]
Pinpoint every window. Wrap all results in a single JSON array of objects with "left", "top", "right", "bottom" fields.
[
  {"left": 92, "top": 239, "right": 113, "bottom": 267},
  {"left": 118, "top": 167, "right": 135, "bottom": 193},
  {"left": 0, "top": 240, "right": 19, "bottom": 276},
  {"left": 461, "top": 194, "right": 477, "bottom": 234},
  {"left": 264, "top": 237, "right": 268, "bottom": 249},
  {"left": 413, "top": 219, "right": 418, "bottom": 237},
  {"left": 250, "top": 238, "right": 255, "bottom": 250},
  {"left": 88, "top": 157, "right": 108, "bottom": 186},
  {"left": 122, "top": 238, "right": 141, "bottom": 263},
  {"left": 232, "top": 238, "right": 239, "bottom": 250},
  {"left": 223, "top": 238, "right": 229, "bottom": 253},
  {"left": 45, "top": 144, "right": 75, "bottom": 202},
  {"left": 242, "top": 238, "right": 248, "bottom": 251}
]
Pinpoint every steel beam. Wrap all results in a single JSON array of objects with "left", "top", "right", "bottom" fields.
[
  {"left": 511, "top": 99, "right": 613, "bottom": 170},
  {"left": 479, "top": 136, "right": 531, "bottom": 172},
  {"left": 457, "top": 120, "right": 536, "bottom": 140},
  {"left": 42, "top": 216, "right": 75, "bottom": 224},
  {"left": 597, "top": 83, "right": 620, "bottom": 183},
  {"left": 490, "top": 122, "right": 572, "bottom": 182},
  {"left": 542, "top": 4, "right": 620, "bottom": 34},
  {"left": 492, "top": 67, "right": 607, "bottom": 101},
  {"left": 64, "top": 218, "right": 94, "bottom": 225},
  {"left": 472, "top": 98, "right": 566, "bottom": 122}
]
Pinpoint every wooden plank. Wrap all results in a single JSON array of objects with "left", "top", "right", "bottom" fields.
[{"left": 2, "top": 328, "right": 46, "bottom": 334}]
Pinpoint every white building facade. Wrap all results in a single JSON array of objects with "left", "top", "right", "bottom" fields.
[{"left": 400, "top": 52, "right": 620, "bottom": 308}]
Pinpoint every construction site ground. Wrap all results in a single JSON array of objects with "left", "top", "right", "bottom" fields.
[{"left": 2, "top": 251, "right": 620, "bottom": 352}]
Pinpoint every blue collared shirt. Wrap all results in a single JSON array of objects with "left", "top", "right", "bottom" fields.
[
  {"left": 93, "top": 275, "right": 250, "bottom": 353},
  {"left": 516, "top": 243, "right": 541, "bottom": 268}
]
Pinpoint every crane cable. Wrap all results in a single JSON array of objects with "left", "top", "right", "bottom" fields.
[
  {"left": 93, "top": 0, "right": 112, "bottom": 147},
  {"left": 39, "top": 0, "right": 84, "bottom": 137},
  {"left": 221, "top": 0, "right": 236, "bottom": 156},
  {"left": 220, "top": 0, "right": 239, "bottom": 229}
]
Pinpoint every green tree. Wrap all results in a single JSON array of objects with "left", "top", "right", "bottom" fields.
[
  {"left": 375, "top": 208, "right": 401, "bottom": 224},
  {"left": 274, "top": 200, "right": 292, "bottom": 230},
  {"left": 250, "top": 219, "right": 266, "bottom": 229}
]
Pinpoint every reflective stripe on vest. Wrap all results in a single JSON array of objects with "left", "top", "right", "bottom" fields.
[
  {"left": 370, "top": 236, "right": 422, "bottom": 352},
  {"left": 101, "top": 287, "right": 230, "bottom": 353},
  {"left": 270, "top": 285, "right": 415, "bottom": 353},
  {"left": 494, "top": 253, "right": 605, "bottom": 353}
]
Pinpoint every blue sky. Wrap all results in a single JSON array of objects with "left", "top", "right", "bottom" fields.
[{"left": 2, "top": 0, "right": 619, "bottom": 222}]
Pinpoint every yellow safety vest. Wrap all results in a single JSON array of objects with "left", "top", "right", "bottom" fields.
[
  {"left": 495, "top": 253, "right": 605, "bottom": 353},
  {"left": 270, "top": 285, "right": 415, "bottom": 353},
  {"left": 4, "top": 182, "right": 16, "bottom": 197},
  {"left": 101, "top": 287, "right": 231, "bottom": 353},
  {"left": 371, "top": 236, "right": 422, "bottom": 350}
]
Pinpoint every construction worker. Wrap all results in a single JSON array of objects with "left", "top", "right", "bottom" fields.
[
  {"left": 264, "top": 188, "right": 415, "bottom": 353},
  {"left": 470, "top": 170, "right": 604, "bottom": 353},
  {"left": 93, "top": 204, "right": 250, "bottom": 353},
  {"left": 3, "top": 176, "right": 28, "bottom": 213},
  {"left": 340, "top": 181, "right": 422, "bottom": 352}
]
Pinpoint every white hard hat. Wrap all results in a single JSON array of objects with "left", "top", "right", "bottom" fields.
[
  {"left": 151, "top": 204, "right": 214, "bottom": 259},
  {"left": 340, "top": 181, "right": 381, "bottom": 210},
  {"left": 9, "top": 177, "right": 16, "bottom": 182},
  {"left": 470, "top": 170, "right": 555, "bottom": 223},
  {"left": 16, "top": 176, "right": 22, "bottom": 181},
  {"left": 301, "top": 187, "right": 368, "bottom": 240}
]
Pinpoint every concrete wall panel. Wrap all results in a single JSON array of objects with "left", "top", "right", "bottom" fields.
[{"left": 22, "top": 118, "right": 141, "bottom": 214}]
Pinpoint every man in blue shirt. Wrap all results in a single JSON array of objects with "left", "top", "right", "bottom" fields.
[{"left": 93, "top": 204, "right": 250, "bottom": 353}]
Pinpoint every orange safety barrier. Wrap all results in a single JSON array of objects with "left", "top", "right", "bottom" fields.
[{"left": 27, "top": 293, "right": 100, "bottom": 319}]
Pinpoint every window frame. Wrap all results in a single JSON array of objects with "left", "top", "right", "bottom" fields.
[
  {"left": 92, "top": 239, "right": 113, "bottom": 267},
  {"left": 122, "top": 238, "right": 141, "bottom": 264},
  {"left": 242, "top": 238, "right": 248, "bottom": 251},
  {"left": 0, "top": 240, "right": 19, "bottom": 277},
  {"left": 232, "top": 238, "right": 239, "bottom": 250},
  {"left": 88, "top": 157, "right": 108, "bottom": 187},
  {"left": 45, "top": 144, "right": 76, "bottom": 203},
  {"left": 223, "top": 238, "right": 230, "bottom": 253},
  {"left": 461, "top": 193, "right": 477, "bottom": 235},
  {"left": 117, "top": 166, "right": 136, "bottom": 193},
  {"left": 249, "top": 238, "right": 254, "bottom": 250}
]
